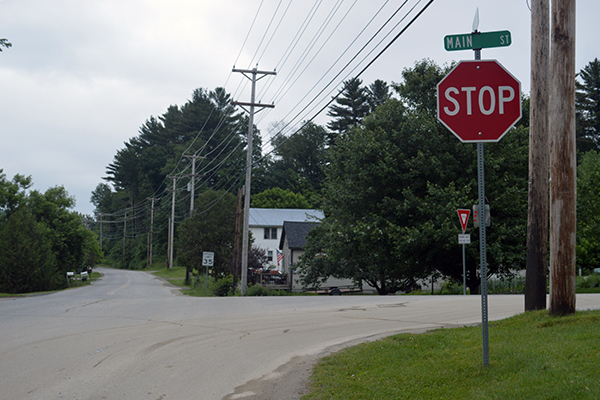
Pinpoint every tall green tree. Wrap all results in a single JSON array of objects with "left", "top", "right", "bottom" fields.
[
  {"left": 0, "top": 170, "right": 31, "bottom": 219},
  {"left": 0, "top": 174, "right": 101, "bottom": 293},
  {"left": 176, "top": 190, "right": 237, "bottom": 281},
  {"left": 576, "top": 58, "right": 600, "bottom": 153},
  {"left": 366, "top": 79, "right": 391, "bottom": 112},
  {"left": 257, "top": 121, "right": 328, "bottom": 201},
  {"left": 0, "top": 210, "right": 57, "bottom": 293},
  {"left": 97, "top": 87, "right": 248, "bottom": 269},
  {"left": 251, "top": 187, "right": 311, "bottom": 209},
  {"left": 327, "top": 77, "right": 370, "bottom": 143},
  {"left": 29, "top": 186, "right": 99, "bottom": 274},
  {"left": 392, "top": 58, "right": 449, "bottom": 116},
  {"left": 577, "top": 150, "right": 600, "bottom": 271},
  {"left": 299, "top": 60, "right": 528, "bottom": 294}
]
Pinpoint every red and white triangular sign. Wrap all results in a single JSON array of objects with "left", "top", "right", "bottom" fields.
[{"left": 457, "top": 209, "right": 470, "bottom": 233}]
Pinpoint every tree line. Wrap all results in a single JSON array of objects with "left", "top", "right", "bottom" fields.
[
  {"left": 87, "top": 58, "right": 600, "bottom": 294},
  {"left": 0, "top": 173, "right": 100, "bottom": 293}
]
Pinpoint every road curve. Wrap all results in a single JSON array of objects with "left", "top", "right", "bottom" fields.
[{"left": 1, "top": 267, "right": 599, "bottom": 400}]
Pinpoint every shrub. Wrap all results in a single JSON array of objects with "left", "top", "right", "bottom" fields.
[
  {"left": 246, "top": 284, "right": 290, "bottom": 296},
  {"left": 213, "top": 275, "right": 234, "bottom": 297},
  {"left": 576, "top": 275, "right": 600, "bottom": 290},
  {"left": 440, "top": 281, "right": 463, "bottom": 295},
  {"left": 488, "top": 276, "right": 525, "bottom": 294}
]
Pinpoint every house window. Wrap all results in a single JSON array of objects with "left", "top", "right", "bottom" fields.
[
  {"left": 263, "top": 227, "right": 277, "bottom": 240},
  {"left": 267, "top": 250, "right": 273, "bottom": 262}
]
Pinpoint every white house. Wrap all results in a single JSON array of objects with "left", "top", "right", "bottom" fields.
[
  {"left": 278, "top": 220, "right": 375, "bottom": 293},
  {"left": 249, "top": 208, "right": 324, "bottom": 271}
]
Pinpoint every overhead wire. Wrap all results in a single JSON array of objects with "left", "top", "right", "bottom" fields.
[
  {"left": 256, "top": 0, "right": 350, "bottom": 105},
  {"left": 98, "top": 0, "right": 436, "bottom": 238},
  {"left": 258, "top": 0, "right": 414, "bottom": 151},
  {"left": 257, "top": 0, "right": 436, "bottom": 164}
]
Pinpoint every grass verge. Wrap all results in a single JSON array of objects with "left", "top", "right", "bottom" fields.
[
  {"left": 303, "top": 310, "right": 600, "bottom": 399},
  {"left": 149, "top": 267, "right": 216, "bottom": 296}
]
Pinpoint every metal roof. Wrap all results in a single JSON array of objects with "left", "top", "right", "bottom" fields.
[
  {"left": 279, "top": 221, "right": 320, "bottom": 250},
  {"left": 249, "top": 208, "right": 323, "bottom": 227}
]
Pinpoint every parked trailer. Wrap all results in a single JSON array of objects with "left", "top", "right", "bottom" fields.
[{"left": 315, "top": 284, "right": 363, "bottom": 296}]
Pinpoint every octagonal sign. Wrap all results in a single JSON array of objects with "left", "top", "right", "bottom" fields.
[{"left": 437, "top": 60, "right": 521, "bottom": 142}]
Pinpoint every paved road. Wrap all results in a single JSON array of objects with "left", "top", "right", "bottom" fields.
[{"left": 1, "top": 268, "right": 599, "bottom": 400}]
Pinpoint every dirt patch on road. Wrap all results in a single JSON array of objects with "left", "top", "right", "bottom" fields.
[
  {"left": 221, "top": 329, "right": 431, "bottom": 400},
  {"left": 222, "top": 354, "right": 315, "bottom": 400}
]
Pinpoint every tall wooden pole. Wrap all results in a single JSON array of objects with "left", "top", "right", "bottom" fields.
[
  {"left": 99, "top": 213, "right": 103, "bottom": 251},
  {"left": 233, "top": 187, "right": 243, "bottom": 288},
  {"left": 168, "top": 176, "right": 176, "bottom": 270},
  {"left": 232, "top": 67, "right": 275, "bottom": 296},
  {"left": 122, "top": 211, "right": 127, "bottom": 268},
  {"left": 549, "top": 0, "right": 576, "bottom": 315},
  {"left": 525, "top": 0, "right": 550, "bottom": 311},
  {"left": 148, "top": 197, "right": 155, "bottom": 268}
]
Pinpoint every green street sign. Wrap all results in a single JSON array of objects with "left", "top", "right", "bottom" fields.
[{"left": 444, "top": 30, "right": 511, "bottom": 51}]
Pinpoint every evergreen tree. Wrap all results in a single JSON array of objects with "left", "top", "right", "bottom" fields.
[
  {"left": 96, "top": 87, "right": 248, "bottom": 269},
  {"left": 366, "top": 79, "right": 391, "bottom": 112},
  {"left": 576, "top": 58, "right": 600, "bottom": 153},
  {"left": 577, "top": 150, "right": 600, "bottom": 271},
  {"left": 0, "top": 38, "right": 11, "bottom": 51},
  {"left": 326, "top": 77, "right": 369, "bottom": 143}
]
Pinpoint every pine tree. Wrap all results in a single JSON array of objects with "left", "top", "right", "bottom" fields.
[
  {"left": 326, "top": 77, "right": 369, "bottom": 144},
  {"left": 0, "top": 38, "right": 11, "bottom": 51},
  {"left": 576, "top": 58, "right": 600, "bottom": 153},
  {"left": 366, "top": 79, "right": 391, "bottom": 113}
]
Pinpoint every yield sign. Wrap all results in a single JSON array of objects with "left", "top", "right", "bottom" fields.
[{"left": 457, "top": 209, "right": 470, "bottom": 233}]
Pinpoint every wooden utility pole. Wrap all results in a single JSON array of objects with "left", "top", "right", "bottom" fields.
[
  {"left": 182, "top": 154, "right": 204, "bottom": 214},
  {"left": 99, "top": 213, "right": 103, "bottom": 251},
  {"left": 168, "top": 176, "right": 177, "bottom": 269},
  {"left": 525, "top": 0, "right": 550, "bottom": 311},
  {"left": 147, "top": 197, "right": 156, "bottom": 268},
  {"left": 122, "top": 211, "right": 127, "bottom": 268},
  {"left": 232, "top": 66, "right": 276, "bottom": 296},
  {"left": 549, "top": 0, "right": 576, "bottom": 315},
  {"left": 233, "top": 187, "right": 243, "bottom": 288},
  {"left": 167, "top": 216, "right": 172, "bottom": 268}
]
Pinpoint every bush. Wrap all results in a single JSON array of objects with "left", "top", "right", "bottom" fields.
[
  {"left": 213, "top": 275, "right": 234, "bottom": 297},
  {"left": 576, "top": 275, "right": 600, "bottom": 291},
  {"left": 246, "top": 284, "right": 290, "bottom": 296},
  {"left": 439, "top": 281, "right": 463, "bottom": 295},
  {"left": 488, "top": 276, "right": 526, "bottom": 294}
]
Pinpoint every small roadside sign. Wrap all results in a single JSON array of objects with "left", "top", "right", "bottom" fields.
[
  {"left": 202, "top": 251, "right": 215, "bottom": 267},
  {"left": 473, "top": 204, "right": 491, "bottom": 228},
  {"left": 444, "top": 30, "right": 511, "bottom": 51},
  {"left": 458, "top": 234, "right": 471, "bottom": 244},
  {"left": 457, "top": 209, "right": 470, "bottom": 233}
]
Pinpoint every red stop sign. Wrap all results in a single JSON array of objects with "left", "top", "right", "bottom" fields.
[{"left": 437, "top": 60, "right": 521, "bottom": 142}]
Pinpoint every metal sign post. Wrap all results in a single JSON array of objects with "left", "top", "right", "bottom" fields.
[
  {"left": 203, "top": 252, "right": 214, "bottom": 296},
  {"left": 457, "top": 209, "right": 471, "bottom": 296},
  {"left": 439, "top": 14, "right": 519, "bottom": 366},
  {"left": 473, "top": 46, "right": 490, "bottom": 367}
]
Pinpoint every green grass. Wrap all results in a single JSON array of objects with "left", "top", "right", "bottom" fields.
[
  {"left": 303, "top": 310, "right": 600, "bottom": 399},
  {"left": 0, "top": 292, "right": 27, "bottom": 298},
  {"left": 149, "top": 266, "right": 195, "bottom": 290},
  {"left": 149, "top": 267, "right": 219, "bottom": 296},
  {"left": 150, "top": 266, "right": 187, "bottom": 279}
]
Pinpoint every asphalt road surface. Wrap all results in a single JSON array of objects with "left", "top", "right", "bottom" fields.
[{"left": 1, "top": 267, "right": 599, "bottom": 400}]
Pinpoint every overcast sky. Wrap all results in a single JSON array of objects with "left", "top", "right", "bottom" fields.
[{"left": 1, "top": 0, "right": 598, "bottom": 216}]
